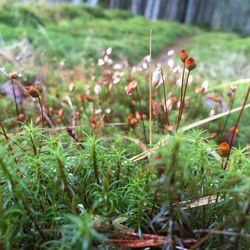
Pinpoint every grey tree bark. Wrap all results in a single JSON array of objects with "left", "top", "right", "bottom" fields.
[
  {"left": 131, "top": 0, "right": 143, "bottom": 14},
  {"left": 185, "top": 0, "right": 196, "bottom": 24},
  {"left": 109, "top": 0, "right": 119, "bottom": 8},
  {"left": 144, "top": 0, "right": 154, "bottom": 19},
  {"left": 151, "top": 0, "right": 161, "bottom": 20},
  {"left": 163, "top": 0, "right": 180, "bottom": 20}
]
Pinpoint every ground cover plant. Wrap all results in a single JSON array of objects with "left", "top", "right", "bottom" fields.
[
  {"left": 0, "top": 3, "right": 250, "bottom": 250},
  {"left": 0, "top": 2, "right": 196, "bottom": 67}
]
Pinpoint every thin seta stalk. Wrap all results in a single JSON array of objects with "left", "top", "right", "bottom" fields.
[
  {"left": 176, "top": 50, "right": 188, "bottom": 131},
  {"left": 178, "top": 70, "right": 191, "bottom": 130},
  {"left": 177, "top": 56, "right": 197, "bottom": 131},
  {"left": 9, "top": 72, "right": 19, "bottom": 119},
  {"left": 220, "top": 86, "right": 237, "bottom": 141},
  {"left": 136, "top": 88, "right": 148, "bottom": 144},
  {"left": 149, "top": 28, "right": 153, "bottom": 145},
  {"left": 177, "top": 61, "right": 186, "bottom": 129},
  {"left": 223, "top": 86, "right": 250, "bottom": 170}
]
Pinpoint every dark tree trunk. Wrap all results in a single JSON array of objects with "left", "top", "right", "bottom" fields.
[
  {"left": 178, "top": 0, "right": 189, "bottom": 22},
  {"left": 144, "top": 0, "right": 154, "bottom": 19},
  {"left": 158, "top": 0, "right": 168, "bottom": 19},
  {"left": 131, "top": 0, "right": 144, "bottom": 15},
  {"left": 165, "top": 0, "right": 180, "bottom": 20},
  {"left": 109, "top": 0, "right": 118, "bottom": 8},
  {"left": 151, "top": 0, "right": 161, "bottom": 19},
  {"left": 185, "top": 0, "right": 197, "bottom": 24}
]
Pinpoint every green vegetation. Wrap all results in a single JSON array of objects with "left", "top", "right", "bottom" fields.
[
  {"left": 0, "top": 3, "right": 250, "bottom": 250},
  {"left": 0, "top": 3, "right": 195, "bottom": 66}
]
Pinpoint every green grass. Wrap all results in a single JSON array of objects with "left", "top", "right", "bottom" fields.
[
  {"left": 187, "top": 32, "right": 250, "bottom": 81},
  {"left": 0, "top": 3, "right": 196, "bottom": 66}
]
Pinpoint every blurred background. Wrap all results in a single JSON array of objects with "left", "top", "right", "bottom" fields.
[
  {"left": 16, "top": 0, "right": 250, "bottom": 34},
  {"left": 1, "top": 0, "right": 249, "bottom": 79}
]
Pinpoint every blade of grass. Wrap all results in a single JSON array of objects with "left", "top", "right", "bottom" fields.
[{"left": 149, "top": 28, "right": 153, "bottom": 145}]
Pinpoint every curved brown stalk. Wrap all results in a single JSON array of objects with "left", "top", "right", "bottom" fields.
[
  {"left": 220, "top": 92, "right": 236, "bottom": 141},
  {"left": 223, "top": 86, "right": 250, "bottom": 170},
  {"left": 177, "top": 70, "right": 190, "bottom": 131},
  {"left": 177, "top": 62, "right": 186, "bottom": 130}
]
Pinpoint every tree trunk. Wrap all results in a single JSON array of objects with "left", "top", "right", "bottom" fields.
[
  {"left": 185, "top": 0, "right": 197, "bottom": 24},
  {"left": 151, "top": 0, "right": 161, "bottom": 20},
  {"left": 165, "top": 0, "right": 180, "bottom": 20},
  {"left": 131, "top": 0, "right": 144, "bottom": 15},
  {"left": 109, "top": 0, "right": 118, "bottom": 8},
  {"left": 144, "top": 0, "right": 154, "bottom": 19}
]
